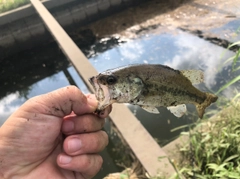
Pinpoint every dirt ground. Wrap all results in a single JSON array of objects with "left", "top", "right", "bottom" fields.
[{"left": 81, "top": 0, "right": 240, "bottom": 39}]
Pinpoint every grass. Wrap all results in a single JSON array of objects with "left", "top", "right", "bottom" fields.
[
  {"left": 0, "top": 0, "right": 30, "bottom": 14},
  {"left": 175, "top": 40, "right": 240, "bottom": 179},
  {"left": 147, "top": 38, "right": 240, "bottom": 179},
  {"left": 102, "top": 38, "right": 240, "bottom": 179},
  {"left": 179, "top": 100, "right": 240, "bottom": 179}
]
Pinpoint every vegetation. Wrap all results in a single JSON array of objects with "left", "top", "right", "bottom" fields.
[
  {"left": 177, "top": 40, "right": 240, "bottom": 179},
  {"left": 0, "top": 0, "right": 30, "bottom": 14},
  {"left": 179, "top": 101, "right": 240, "bottom": 179},
  {"left": 102, "top": 38, "right": 240, "bottom": 179}
]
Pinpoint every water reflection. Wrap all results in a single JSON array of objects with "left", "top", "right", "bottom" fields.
[
  {"left": 0, "top": 71, "right": 70, "bottom": 125},
  {"left": 0, "top": 22, "right": 240, "bottom": 178},
  {"left": 210, "top": 19, "right": 240, "bottom": 42},
  {"left": 0, "top": 92, "right": 22, "bottom": 124},
  {"left": 0, "top": 66, "right": 93, "bottom": 126},
  {"left": 88, "top": 28, "right": 240, "bottom": 144},
  {"left": 1, "top": 27, "right": 239, "bottom": 138},
  {"left": 89, "top": 28, "right": 238, "bottom": 95},
  {"left": 90, "top": 32, "right": 181, "bottom": 71},
  {"left": 165, "top": 32, "right": 234, "bottom": 88}
]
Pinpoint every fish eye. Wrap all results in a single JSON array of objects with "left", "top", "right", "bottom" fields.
[{"left": 106, "top": 75, "right": 117, "bottom": 85}]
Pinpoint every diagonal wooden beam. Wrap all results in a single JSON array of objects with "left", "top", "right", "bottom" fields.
[{"left": 30, "top": 0, "right": 176, "bottom": 177}]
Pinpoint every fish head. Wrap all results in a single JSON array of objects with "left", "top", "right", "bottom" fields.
[{"left": 89, "top": 70, "right": 144, "bottom": 111}]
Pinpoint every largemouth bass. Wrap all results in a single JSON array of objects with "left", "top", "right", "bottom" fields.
[{"left": 89, "top": 64, "right": 218, "bottom": 118}]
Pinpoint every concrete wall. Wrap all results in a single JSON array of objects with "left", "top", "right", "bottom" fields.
[{"left": 0, "top": 0, "right": 145, "bottom": 59}]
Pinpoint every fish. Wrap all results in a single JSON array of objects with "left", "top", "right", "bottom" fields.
[{"left": 89, "top": 64, "right": 218, "bottom": 118}]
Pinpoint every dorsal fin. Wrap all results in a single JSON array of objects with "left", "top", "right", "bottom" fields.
[{"left": 180, "top": 70, "right": 204, "bottom": 84}]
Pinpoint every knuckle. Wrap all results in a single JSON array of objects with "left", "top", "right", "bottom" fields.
[
  {"left": 97, "top": 155, "right": 103, "bottom": 166},
  {"left": 68, "top": 86, "right": 85, "bottom": 100},
  {"left": 91, "top": 131, "right": 108, "bottom": 151},
  {"left": 99, "top": 131, "right": 109, "bottom": 147},
  {"left": 79, "top": 155, "right": 92, "bottom": 170},
  {"left": 81, "top": 155, "right": 103, "bottom": 179},
  {"left": 79, "top": 155, "right": 103, "bottom": 171}
]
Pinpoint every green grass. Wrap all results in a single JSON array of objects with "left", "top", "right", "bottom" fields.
[
  {"left": 217, "top": 42, "right": 240, "bottom": 95},
  {"left": 176, "top": 40, "right": 240, "bottom": 179},
  {"left": 0, "top": 0, "right": 30, "bottom": 14},
  {"left": 179, "top": 101, "right": 240, "bottom": 179},
  {"left": 108, "top": 39, "right": 240, "bottom": 179}
]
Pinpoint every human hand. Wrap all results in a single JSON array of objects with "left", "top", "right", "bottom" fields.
[{"left": 0, "top": 86, "right": 111, "bottom": 179}]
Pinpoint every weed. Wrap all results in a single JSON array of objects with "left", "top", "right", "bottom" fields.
[
  {"left": 178, "top": 40, "right": 240, "bottom": 179},
  {"left": 0, "top": 0, "right": 30, "bottom": 14}
]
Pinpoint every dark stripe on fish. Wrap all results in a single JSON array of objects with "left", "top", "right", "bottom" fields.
[{"left": 146, "top": 84, "right": 206, "bottom": 104}]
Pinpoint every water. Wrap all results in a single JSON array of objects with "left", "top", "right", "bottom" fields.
[
  {"left": 0, "top": 23, "right": 240, "bottom": 178},
  {"left": 88, "top": 27, "right": 239, "bottom": 144},
  {"left": 210, "top": 18, "right": 240, "bottom": 42}
]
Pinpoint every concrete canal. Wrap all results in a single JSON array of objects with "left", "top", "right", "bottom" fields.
[{"left": 0, "top": 0, "right": 240, "bottom": 178}]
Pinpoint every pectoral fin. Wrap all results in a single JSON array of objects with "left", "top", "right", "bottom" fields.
[
  {"left": 167, "top": 104, "right": 187, "bottom": 117},
  {"left": 141, "top": 106, "right": 160, "bottom": 114},
  {"left": 181, "top": 70, "right": 204, "bottom": 84}
]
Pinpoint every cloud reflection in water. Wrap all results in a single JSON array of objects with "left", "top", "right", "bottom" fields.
[{"left": 164, "top": 32, "right": 235, "bottom": 89}]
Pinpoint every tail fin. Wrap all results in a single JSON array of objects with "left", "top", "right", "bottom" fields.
[{"left": 196, "top": 92, "right": 218, "bottom": 119}]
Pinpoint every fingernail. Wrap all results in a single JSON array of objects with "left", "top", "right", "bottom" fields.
[
  {"left": 68, "top": 138, "right": 82, "bottom": 152},
  {"left": 60, "top": 155, "right": 72, "bottom": 164},
  {"left": 62, "top": 120, "right": 74, "bottom": 133}
]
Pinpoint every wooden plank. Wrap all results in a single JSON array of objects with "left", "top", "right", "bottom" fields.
[{"left": 30, "top": 0, "right": 176, "bottom": 177}]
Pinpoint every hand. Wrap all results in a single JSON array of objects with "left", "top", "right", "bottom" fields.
[{"left": 0, "top": 86, "right": 111, "bottom": 179}]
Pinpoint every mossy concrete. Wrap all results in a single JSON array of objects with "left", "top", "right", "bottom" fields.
[{"left": 0, "top": 0, "right": 146, "bottom": 59}]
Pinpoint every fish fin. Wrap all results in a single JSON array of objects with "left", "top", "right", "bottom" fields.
[
  {"left": 167, "top": 104, "right": 187, "bottom": 118},
  {"left": 141, "top": 106, "right": 160, "bottom": 114},
  {"left": 195, "top": 92, "right": 218, "bottom": 118},
  {"left": 181, "top": 70, "right": 204, "bottom": 84}
]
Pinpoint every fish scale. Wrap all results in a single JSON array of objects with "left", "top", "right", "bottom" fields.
[{"left": 89, "top": 64, "right": 218, "bottom": 118}]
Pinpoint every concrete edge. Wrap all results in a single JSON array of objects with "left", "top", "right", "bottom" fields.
[{"left": 0, "top": 0, "right": 76, "bottom": 25}]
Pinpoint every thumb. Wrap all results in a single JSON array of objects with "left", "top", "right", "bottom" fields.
[
  {"left": 0, "top": 86, "right": 98, "bottom": 141},
  {"left": 20, "top": 85, "right": 98, "bottom": 117}
]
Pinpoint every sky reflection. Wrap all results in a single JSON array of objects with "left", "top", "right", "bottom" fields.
[
  {"left": 89, "top": 29, "right": 237, "bottom": 92},
  {"left": 0, "top": 71, "right": 70, "bottom": 125},
  {"left": 210, "top": 19, "right": 240, "bottom": 42},
  {"left": 1, "top": 26, "right": 239, "bottom": 141},
  {"left": 164, "top": 32, "right": 235, "bottom": 88},
  {"left": 0, "top": 92, "right": 22, "bottom": 124}
]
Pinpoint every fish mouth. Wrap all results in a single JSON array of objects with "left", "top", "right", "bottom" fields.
[
  {"left": 89, "top": 76, "right": 114, "bottom": 111},
  {"left": 89, "top": 76, "right": 97, "bottom": 91}
]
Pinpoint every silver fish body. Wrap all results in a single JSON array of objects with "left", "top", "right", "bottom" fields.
[{"left": 89, "top": 64, "right": 218, "bottom": 118}]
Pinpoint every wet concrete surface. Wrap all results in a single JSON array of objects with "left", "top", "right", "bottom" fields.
[
  {"left": 0, "top": 0, "right": 240, "bottom": 178},
  {"left": 81, "top": 0, "right": 240, "bottom": 38}
]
